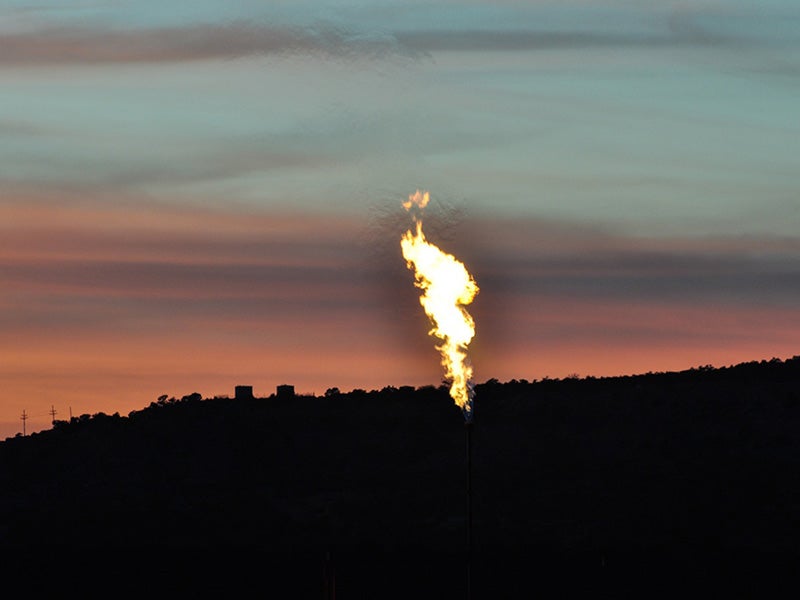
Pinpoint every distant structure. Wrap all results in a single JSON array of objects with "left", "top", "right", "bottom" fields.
[
  {"left": 235, "top": 385, "right": 254, "bottom": 400},
  {"left": 276, "top": 384, "right": 295, "bottom": 399}
]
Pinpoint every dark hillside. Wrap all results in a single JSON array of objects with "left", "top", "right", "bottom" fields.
[{"left": 2, "top": 358, "right": 800, "bottom": 596}]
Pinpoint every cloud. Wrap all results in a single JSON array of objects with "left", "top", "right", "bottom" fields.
[
  {"left": 5, "top": 192, "right": 799, "bottom": 337},
  {"left": 0, "top": 22, "right": 413, "bottom": 66},
  {"left": 459, "top": 215, "right": 800, "bottom": 308},
  {"left": 394, "top": 27, "right": 737, "bottom": 53},
  {"left": 0, "top": 15, "right": 750, "bottom": 69}
]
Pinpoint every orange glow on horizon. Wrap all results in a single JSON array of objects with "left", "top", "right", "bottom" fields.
[{"left": 3, "top": 191, "right": 798, "bottom": 440}]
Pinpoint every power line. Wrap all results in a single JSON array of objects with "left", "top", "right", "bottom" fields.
[{"left": 20, "top": 409, "right": 28, "bottom": 436}]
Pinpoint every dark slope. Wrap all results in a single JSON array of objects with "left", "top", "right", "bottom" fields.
[{"left": 2, "top": 358, "right": 800, "bottom": 596}]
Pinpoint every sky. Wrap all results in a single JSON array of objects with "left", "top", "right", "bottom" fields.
[{"left": 2, "top": 0, "right": 799, "bottom": 438}]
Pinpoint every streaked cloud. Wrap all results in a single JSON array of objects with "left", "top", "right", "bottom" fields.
[
  {"left": 5, "top": 192, "right": 798, "bottom": 342},
  {"left": 0, "top": 22, "right": 745, "bottom": 69},
  {"left": 395, "top": 28, "right": 731, "bottom": 53},
  {"left": 0, "top": 22, "right": 412, "bottom": 66},
  {"left": 0, "top": 7, "right": 768, "bottom": 69},
  {"left": 460, "top": 216, "right": 800, "bottom": 309}
]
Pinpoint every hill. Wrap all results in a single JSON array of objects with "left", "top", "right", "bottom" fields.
[{"left": 2, "top": 357, "right": 800, "bottom": 596}]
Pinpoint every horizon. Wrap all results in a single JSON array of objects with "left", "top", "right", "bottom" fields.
[
  {"left": 6, "top": 352, "right": 799, "bottom": 440},
  {"left": 2, "top": 1, "right": 799, "bottom": 439}
]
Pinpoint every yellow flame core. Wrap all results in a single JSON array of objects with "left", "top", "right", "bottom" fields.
[{"left": 401, "top": 190, "right": 479, "bottom": 419}]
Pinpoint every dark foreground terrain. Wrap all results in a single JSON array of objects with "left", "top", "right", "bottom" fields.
[{"left": 2, "top": 358, "right": 800, "bottom": 597}]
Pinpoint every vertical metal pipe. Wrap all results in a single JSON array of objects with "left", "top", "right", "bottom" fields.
[
  {"left": 323, "top": 550, "right": 335, "bottom": 600},
  {"left": 466, "top": 420, "right": 473, "bottom": 600}
]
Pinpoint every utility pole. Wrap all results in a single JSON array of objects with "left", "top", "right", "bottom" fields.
[
  {"left": 49, "top": 405, "right": 57, "bottom": 425},
  {"left": 20, "top": 409, "right": 28, "bottom": 436}
]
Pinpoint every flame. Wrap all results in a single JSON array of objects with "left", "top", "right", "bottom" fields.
[
  {"left": 401, "top": 190, "right": 479, "bottom": 421},
  {"left": 402, "top": 189, "right": 430, "bottom": 211}
]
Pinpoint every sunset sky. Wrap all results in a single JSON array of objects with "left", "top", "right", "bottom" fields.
[{"left": 2, "top": 0, "right": 799, "bottom": 438}]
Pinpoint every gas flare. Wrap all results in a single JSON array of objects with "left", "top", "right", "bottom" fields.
[{"left": 401, "top": 190, "right": 479, "bottom": 421}]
